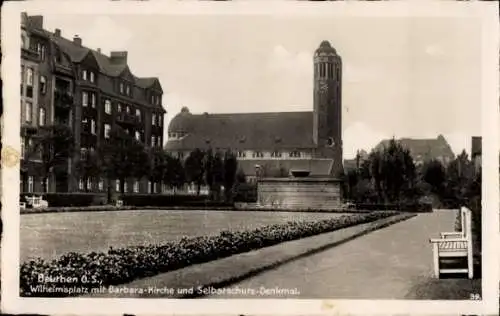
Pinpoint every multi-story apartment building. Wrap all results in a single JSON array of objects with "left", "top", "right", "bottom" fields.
[{"left": 21, "top": 13, "right": 166, "bottom": 194}]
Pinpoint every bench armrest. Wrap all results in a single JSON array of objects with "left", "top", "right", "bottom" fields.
[
  {"left": 440, "top": 232, "right": 463, "bottom": 239},
  {"left": 429, "top": 237, "right": 466, "bottom": 244}
]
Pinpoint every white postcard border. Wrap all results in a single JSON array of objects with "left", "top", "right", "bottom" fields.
[{"left": 1, "top": 1, "right": 499, "bottom": 315}]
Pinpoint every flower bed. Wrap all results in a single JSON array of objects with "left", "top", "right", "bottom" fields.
[{"left": 21, "top": 211, "right": 399, "bottom": 297}]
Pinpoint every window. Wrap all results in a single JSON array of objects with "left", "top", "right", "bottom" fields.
[
  {"left": 82, "top": 70, "right": 88, "bottom": 81},
  {"left": 158, "top": 136, "right": 162, "bottom": 146},
  {"left": 105, "top": 100, "right": 112, "bottom": 114},
  {"left": 43, "top": 178, "right": 49, "bottom": 192},
  {"left": 26, "top": 68, "right": 33, "bottom": 86},
  {"left": 151, "top": 136, "right": 156, "bottom": 147},
  {"left": 152, "top": 113, "right": 156, "bottom": 126},
  {"left": 91, "top": 119, "right": 96, "bottom": 135},
  {"left": 135, "top": 131, "right": 140, "bottom": 141},
  {"left": 21, "top": 65, "right": 25, "bottom": 84},
  {"left": 117, "top": 103, "right": 122, "bottom": 113},
  {"left": 119, "top": 82, "right": 124, "bottom": 94},
  {"left": 39, "top": 107, "right": 45, "bottom": 126},
  {"left": 81, "top": 148, "right": 88, "bottom": 160},
  {"left": 104, "top": 124, "right": 111, "bottom": 139},
  {"left": 86, "top": 178, "right": 92, "bottom": 191},
  {"left": 289, "top": 151, "right": 301, "bottom": 158},
  {"left": 126, "top": 105, "right": 130, "bottom": 114},
  {"left": 28, "top": 176, "right": 34, "bottom": 193},
  {"left": 126, "top": 85, "right": 130, "bottom": 96},
  {"left": 154, "top": 182, "right": 158, "bottom": 193},
  {"left": 91, "top": 93, "right": 96, "bottom": 108},
  {"left": 90, "top": 71, "right": 95, "bottom": 83},
  {"left": 271, "top": 151, "right": 282, "bottom": 158},
  {"left": 147, "top": 181, "right": 152, "bottom": 194},
  {"left": 25, "top": 102, "right": 32, "bottom": 123},
  {"left": 252, "top": 151, "right": 264, "bottom": 158},
  {"left": 40, "top": 45, "right": 46, "bottom": 61},
  {"left": 98, "top": 179, "right": 104, "bottom": 191},
  {"left": 39, "top": 76, "right": 46, "bottom": 94},
  {"left": 135, "top": 109, "right": 141, "bottom": 119},
  {"left": 237, "top": 151, "right": 246, "bottom": 158},
  {"left": 133, "top": 181, "right": 139, "bottom": 193},
  {"left": 124, "top": 182, "right": 128, "bottom": 193},
  {"left": 115, "top": 180, "right": 120, "bottom": 192},
  {"left": 82, "top": 91, "right": 88, "bottom": 107},
  {"left": 21, "top": 137, "right": 25, "bottom": 158}
]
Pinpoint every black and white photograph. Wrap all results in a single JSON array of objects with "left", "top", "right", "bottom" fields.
[{"left": 1, "top": 1, "right": 499, "bottom": 315}]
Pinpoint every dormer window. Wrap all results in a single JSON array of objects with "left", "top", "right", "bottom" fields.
[
  {"left": 119, "top": 82, "right": 124, "bottom": 94},
  {"left": 126, "top": 105, "right": 130, "bottom": 113},
  {"left": 152, "top": 113, "right": 156, "bottom": 126},
  {"left": 82, "top": 70, "right": 87, "bottom": 81},
  {"left": 135, "top": 109, "right": 141, "bottom": 119},
  {"left": 117, "top": 103, "right": 122, "bottom": 112},
  {"left": 90, "top": 71, "right": 95, "bottom": 83},
  {"left": 126, "top": 85, "right": 131, "bottom": 96},
  {"left": 252, "top": 151, "right": 264, "bottom": 158}
]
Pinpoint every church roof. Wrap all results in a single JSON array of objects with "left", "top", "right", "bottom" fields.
[
  {"left": 374, "top": 135, "right": 455, "bottom": 161},
  {"left": 166, "top": 110, "right": 317, "bottom": 151}
]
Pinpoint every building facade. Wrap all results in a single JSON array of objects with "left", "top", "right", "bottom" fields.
[
  {"left": 165, "top": 40, "right": 343, "bottom": 179},
  {"left": 20, "top": 13, "right": 166, "bottom": 194},
  {"left": 374, "top": 135, "right": 456, "bottom": 167}
]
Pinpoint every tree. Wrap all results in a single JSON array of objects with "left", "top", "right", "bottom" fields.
[
  {"left": 445, "top": 150, "right": 474, "bottom": 206},
  {"left": 164, "top": 154, "right": 186, "bottom": 191},
  {"left": 75, "top": 146, "right": 103, "bottom": 192},
  {"left": 101, "top": 127, "right": 150, "bottom": 195},
  {"left": 422, "top": 159, "right": 446, "bottom": 195},
  {"left": 28, "top": 124, "right": 75, "bottom": 192},
  {"left": 150, "top": 149, "right": 168, "bottom": 192},
  {"left": 185, "top": 148, "right": 206, "bottom": 195},
  {"left": 223, "top": 151, "right": 238, "bottom": 202}
]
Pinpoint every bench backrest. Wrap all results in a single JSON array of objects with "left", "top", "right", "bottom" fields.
[{"left": 460, "top": 206, "right": 472, "bottom": 243}]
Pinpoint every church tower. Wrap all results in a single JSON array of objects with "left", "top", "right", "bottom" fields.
[{"left": 313, "top": 40, "right": 343, "bottom": 177}]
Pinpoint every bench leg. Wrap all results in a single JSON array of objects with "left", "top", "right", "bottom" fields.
[{"left": 433, "top": 243, "right": 440, "bottom": 278}]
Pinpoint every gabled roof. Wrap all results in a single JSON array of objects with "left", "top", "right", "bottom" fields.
[
  {"left": 50, "top": 32, "right": 161, "bottom": 90},
  {"left": 165, "top": 110, "right": 317, "bottom": 151},
  {"left": 374, "top": 135, "right": 455, "bottom": 161}
]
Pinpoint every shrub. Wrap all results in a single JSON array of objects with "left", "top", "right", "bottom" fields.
[
  {"left": 354, "top": 202, "right": 432, "bottom": 213},
  {"left": 20, "top": 211, "right": 399, "bottom": 297},
  {"left": 233, "top": 183, "right": 257, "bottom": 203}
]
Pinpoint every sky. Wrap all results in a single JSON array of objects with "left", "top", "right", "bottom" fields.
[{"left": 41, "top": 13, "right": 483, "bottom": 159}]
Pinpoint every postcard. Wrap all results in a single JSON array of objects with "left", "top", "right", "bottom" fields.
[{"left": 1, "top": 0, "right": 499, "bottom": 315}]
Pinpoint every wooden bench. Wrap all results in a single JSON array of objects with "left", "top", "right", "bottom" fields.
[
  {"left": 25, "top": 195, "right": 49, "bottom": 209},
  {"left": 429, "top": 207, "right": 473, "bottom": 279}
]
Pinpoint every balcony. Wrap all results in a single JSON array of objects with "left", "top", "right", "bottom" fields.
[
  {"left": 21, "top": 124, "right": 38, "bottom": 137},
  {"left": 54, "top": 90, "right": 74, "bottom": 111},
  {"left": 21, "top": 47, "right": 40, "bottom": 61},
  {"left": 116, "top": 112, "right": 140, "bottom": 126}
]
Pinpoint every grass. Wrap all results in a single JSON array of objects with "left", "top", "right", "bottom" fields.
[{"left": 20, "top": 209, "right": 347, "bottom": 262}]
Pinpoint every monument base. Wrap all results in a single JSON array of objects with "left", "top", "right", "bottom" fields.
[{"left": 257, "top": 177, "right": 343, "bottom": 211}]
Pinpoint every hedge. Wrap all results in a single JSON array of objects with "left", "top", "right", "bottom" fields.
[
  {"left": 20, "top": 193, "right": 106, "bottom": 207},
  {"left": 21, "top": 211, "right": 399, "bottom": 297},
  {"left": 120, "top": 194, "right": 230, "bottom": 207},
  {"left": 355, "top": 203, "right": 433, "bottom": 213}
]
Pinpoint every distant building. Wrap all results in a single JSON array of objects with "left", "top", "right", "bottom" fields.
[
  {"left": 343, "top": 149, "right": 369, "bottom": 172},
  {"left": 373, "top": 135, "right": 455, "bottom": 166},
  {"left": 166, "top": 40, "right": 344, "bottom": 179},
  {"left": 20, "top": 13, "right": 166, "bottom": 194},
  {"left": 471, "top": 136, "right": 481, "bottom": 175}
]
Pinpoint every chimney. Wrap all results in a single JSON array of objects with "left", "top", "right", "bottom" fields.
[
  {"left": 54, "top": 28, "right": 61, "bottom": 37},
  {"left": 73, "top": 35, "right": 82, "bottom": 46},
  {"left": 96, "top": 48, "right": 101, "bottom": 53},
  {"left": 110, "top": 51, "right": 128, "bottom": 64},
  {"left": 29, "top": 15, "right": 44, "bottom": 29}
]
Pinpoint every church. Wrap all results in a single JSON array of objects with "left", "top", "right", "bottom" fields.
[{"left": 165, "top": 41, "right": 344, "bottom": 179}]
